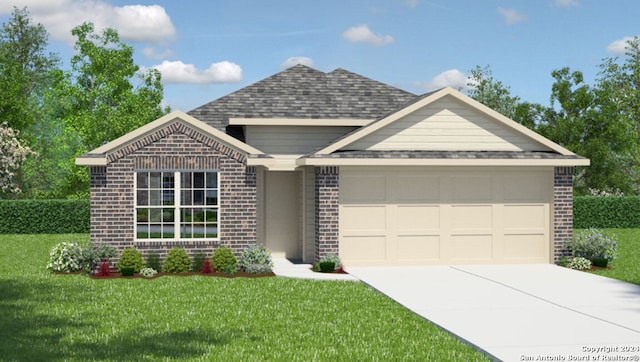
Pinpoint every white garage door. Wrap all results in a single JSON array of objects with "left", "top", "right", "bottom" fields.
[{"left": 339, "top": 167, "right": 552, "bottom": 265}]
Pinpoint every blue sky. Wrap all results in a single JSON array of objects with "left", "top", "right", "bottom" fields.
[{"left": 1, "top": 0, "right": 638, "bottom": 111}]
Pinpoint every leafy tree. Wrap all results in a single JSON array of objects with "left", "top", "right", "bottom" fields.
[
  {"left": 0, "top": 123, "right": 34, "bottom": 197},
  {"left": 0, "top": 7, "right": 59, "bottom": 136},
  {"left": 467, "top": 65, "right": 548, "bottom": 130},
  {"left": 60, "top": 22, "right": 167, "bottom": 151}
]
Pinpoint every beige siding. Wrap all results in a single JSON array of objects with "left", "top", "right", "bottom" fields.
[
  {"left": 255, "top": 167, "right": 266, "bottom": 245},
  {"left": 264, "top": 171, "right": 301, "bottom": 259},
  {"left": 339, "top": 166, "right": 552, "bottom": 266},
  {"left": 245, "top": 125, "right": 358, "bottom": 154},
  {"left": 303, "top": 167, "right": 316, "bottom": 263},
  {"left": 347, "top": 96, "right": 549, "bottom": 152}
]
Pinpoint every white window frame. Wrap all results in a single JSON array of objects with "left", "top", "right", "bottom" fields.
[{"left": 134, "top": 170, "right": 220, "bottom": 241}]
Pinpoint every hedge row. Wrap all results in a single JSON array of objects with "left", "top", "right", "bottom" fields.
[
  {"left": 0, "top": 200, "right": 90, "bottom": 234},
  {"left": 573, "top": 196, "right": 640, "bottom": 229}
]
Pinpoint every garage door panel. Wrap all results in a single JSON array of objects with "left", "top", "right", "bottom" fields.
[
  {"left": 341, "top": 236, "right": 386, "bottom": 262},
  {"left": 397, "top": 235, "right": 440, "bottom": 261},
  {"left": 341, "top": 205, "right": 386, "bottom": 233},
  {"left": 341, "top": 176, "right": 386, "bottom": 203},
  {"left": 504, "top": 174, "right": 548, "bottom": 202},
  {"left": 452, "top": 235, "right": 493, "bottom": 260},
  {"left": 504, "top": 234, "right": 546, "bottom": 260},
  {"left": 397, "top": 176, "right": 440, "bottom": 202},
  {"left": 504, "top": 205, "right": 546, "bottom": 232},
  {"left": 452, "top": 205, "right": 492, "bottom": 230},
  {"left": 397, "top": 205, "right": 440, "bottom": 230},
  {"left": 453, "top": 176, "right": 492, "bottom": 202}
]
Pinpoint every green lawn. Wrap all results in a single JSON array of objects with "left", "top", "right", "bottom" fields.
[
  {"left": 0, "top": 235, "right": 488, "bottom": 361},
  {"left": 587, "top": 228, "right": 640, "bottom": 285}
]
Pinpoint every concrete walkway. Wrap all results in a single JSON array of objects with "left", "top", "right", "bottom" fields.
[
  {"left": 272, "top": 258, "right": 357, "bottom": 281},
  {"left": 347, "top": 264, "right": 640, "bottom": 362}
]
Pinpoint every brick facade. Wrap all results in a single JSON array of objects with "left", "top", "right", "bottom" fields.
[
  {"left": 553, "top": 166, "right": 574, "bottom": 261},
  {"left": 89, "top": 121, "right": 257, "bottom": 260},
  {"left": 314, "top": 166, "right": 340, "bottom": 261}
]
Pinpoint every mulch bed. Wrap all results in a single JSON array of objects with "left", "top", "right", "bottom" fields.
[{"left": 55, "top": 270, "right": 275, "bottom": 279}]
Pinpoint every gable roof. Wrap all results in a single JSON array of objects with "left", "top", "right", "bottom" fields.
[
  {"left": 314, "top": 87, "right": 582, "bottom": 157},
  {"left": 187, "top": 64, "right": 417, "bottom": 133},
  {"left": 76, "top": 111, "right": 264, "bottom": 166}
]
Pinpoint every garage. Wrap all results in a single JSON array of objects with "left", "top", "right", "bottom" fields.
[{"left": 339, "top": 166, "right": 552, "bottom": 265}]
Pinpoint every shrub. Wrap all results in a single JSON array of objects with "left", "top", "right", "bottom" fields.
[
  {"left": 118, "top": 247, "right": 144, "bottom": 273},
  {"left": 140, "top": 267, "right": 158, "bottom": 278},
  {"left": 568, "top": 228, "right": 618, "bottom": 262},
  {"left": 211, "top": 247, "right": 237, "bottom": 274},
  {"left": 120, "top": 267, "right": 135, "bottom": 276},
  {"left": 200, "top": 259, "right": 213, "bottom": 274},
  {"left": 96, "top": 261, "right": 111, "bottom": 277},
  {"left": 81, "top": 243, "right": 117, "bottom": 271},
  {"left": 163, "top": 247, "right": 191, "bottom": 273},
  {"left": 244, "top": 263, "right": 273, "bottom": 275},
  {"left": 557, "top": 256, "right": 569, "bottom": 267},
  {"left": 145, "top": 253, "right": 162, "bottom": 271},
  {"left": 239, "top": 245, "right": 273, "bottom": 273},
  {"left": 319, "top": 261, "right": 335, "bottom": 273},
  {"left": 568, "top": 257, "right": 592, "bottom": 270},
  {"left": 191, "top": 251, "right": 207, "bottom": 272},
  {"left": 46, "top": 242, "right": 85, "bottom": 272},
  {"left": 315, "top": 253, "right": 341, "bottom": 271}
]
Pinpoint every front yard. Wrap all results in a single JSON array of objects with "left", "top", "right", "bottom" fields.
[
  {"left": 0, "top": 234, "right": 488, "bottom": 361},
  {"left": 587, "top": 229, "right": 640, "bottom": 285}
]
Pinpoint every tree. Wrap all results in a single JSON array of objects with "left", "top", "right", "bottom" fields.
[
  {"left": 0, "top": 7, "right": 59, "bottom": 135},
  {"left": 0, "top": 123, "right": 34, "bottom": 196},
  {"left": 467, "top": 65, "right": 548, "bottom": 130},
  {"left": 540, "top": 67, "right": 639, "bottom": 194},
  {"left": 60, "top": 22, "right": 167, "bottom": 151}
]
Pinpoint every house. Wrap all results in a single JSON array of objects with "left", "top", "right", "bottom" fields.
[{"left": 76, "top": 65, "right": 589, "bottom": 266}]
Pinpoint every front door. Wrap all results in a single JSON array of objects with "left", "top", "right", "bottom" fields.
[{"left": 265, "top": 171, "right": 301, "bottom": 259}]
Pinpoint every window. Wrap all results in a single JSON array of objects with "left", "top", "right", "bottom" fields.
[{"left": 136, "top": 171, "right": 219, "bottom": 240}]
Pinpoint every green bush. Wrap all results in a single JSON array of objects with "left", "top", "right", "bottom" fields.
[
  {"left": 314, "top": 254, "right": 341, "bottom": 271},
  {"left": 239, "top": 245, "right": 273, "bottom": 273},
  {"left": 0, "top": 199, "right": 89, "bottom": 234},
  {"left": 145, "top": 253, "right": 162, "bottom": 271},
  {"left": 118, "top": 248, "right": 144, "bottom": 273},
  {"left": 46, "top": 242, "right": 85, "bottom": 272},
  {"left": 574, "top": 196, "right": 640, "bottom": 228},
  {"left": 81, "top": 243, "right": 117, "bottom": 271},
  {"left": 568, "top": 228, "right": 618, "bottom": 262},
  {"left": 211, "top": 246, "right": 237, "bottom": 274},
  {"left": 568, "top": 257, "right": 591, "bottom": 270},
  {"left": 163, "top": 247, "right": 191, "bottom": 273},
  {"left": 191, "top": 251, "right": 207, "bottom": 272}
]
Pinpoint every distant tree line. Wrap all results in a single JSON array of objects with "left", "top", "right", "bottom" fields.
[
  {"left": 0, "top": 7, "right": 168, "bottom": 199},
  {"left": 467, "top": 38, "right": 640, "bottom": 196}
]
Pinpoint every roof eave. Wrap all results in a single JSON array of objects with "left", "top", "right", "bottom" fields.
[{"left": 298, "top": 157, "right": 590, "bottom": 167}]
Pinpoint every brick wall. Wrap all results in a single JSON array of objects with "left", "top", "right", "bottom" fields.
[
  {"left": 314, "top": 166, "right": 339, "bottom": 262},
  {"left": 89, "top": 120, "right": 257, "bottom": 260},
  {"left": 553, "top": 166, "right": 574, "bottom": 261}
]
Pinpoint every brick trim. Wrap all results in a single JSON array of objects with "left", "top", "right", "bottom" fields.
[
  {"left": 553, "top": 166, "right": 574, "bottom": 261},
  {"left": 314, "top": 166, "right": 339, "bottom": 262}
]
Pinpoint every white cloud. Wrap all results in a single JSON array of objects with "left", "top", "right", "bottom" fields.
[
  {"left": 606, "top": 36, "right": 636, "bottom": 56},
  {"left": 403, "top": 0, "right": 419, "bottom": 8},
  {"left": 280, "top": 57, "right": 315, "bottom": 69},
  {"left": 152, "top": 60, "right": 243, "bottom": 84},
  {"left": 414, "top": 69, "right": 470, "bottom": 92},
  {"left": 554, "top": 0, "right": 580, "bottom": 7},
  {"left": 497, "top": 7, "right": 526, "bottom": 25},
  {"left": 342, "top": 24, "right": 394, "bottom": 46},
  {"left": 0, "top": 0, "right": 176, "bottom": 45}
]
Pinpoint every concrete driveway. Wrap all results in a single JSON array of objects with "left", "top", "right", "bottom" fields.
[{"left": 346, "top": 264, "right": 640, "bottom": 362}]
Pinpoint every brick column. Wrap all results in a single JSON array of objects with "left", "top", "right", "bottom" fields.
[
  {"left": 553, "top": 166, "right": 574, "bottom": 261},
  {"left": 315, "top": 166, "right": 339, "bottom": 262}
]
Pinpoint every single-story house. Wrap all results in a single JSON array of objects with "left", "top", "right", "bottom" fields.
[{"left": 76, "top": 65, "right": 589, "bottom": 266}]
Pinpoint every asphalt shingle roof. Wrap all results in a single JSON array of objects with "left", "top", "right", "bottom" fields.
[{"left": 187, "top": 65, "right": 417, "bottom": 134}]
